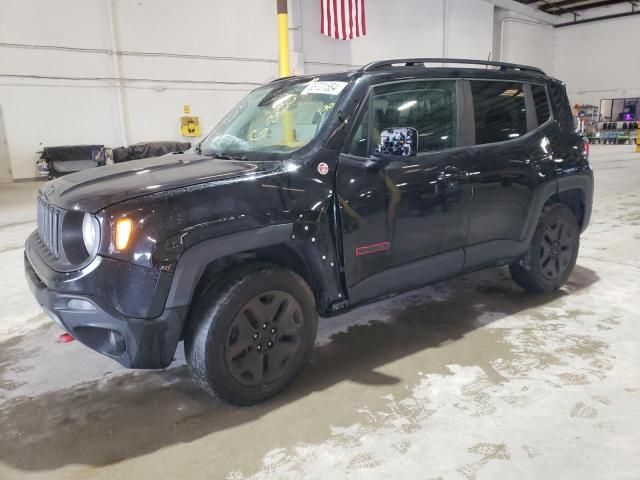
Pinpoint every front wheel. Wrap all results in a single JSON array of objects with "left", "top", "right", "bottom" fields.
[
  {"left": 184, "top": 264, "right": 317, "bottom": 406},
  {"left": 510, "top": 204, "right": 580, "bottom": 294}
]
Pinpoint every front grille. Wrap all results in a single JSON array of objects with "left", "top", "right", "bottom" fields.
[{"left": 37, "top": 196, "right": 61, "bottom": 258}]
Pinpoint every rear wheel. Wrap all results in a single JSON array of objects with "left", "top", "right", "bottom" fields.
[
  {"left": 184, "top": 263, "right": 317, "bottom": 405},
  {"left": 510, "top": 204, "right": 580, "bottom": 294}
]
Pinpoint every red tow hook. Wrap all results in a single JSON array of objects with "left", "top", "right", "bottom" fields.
[{"left": 58, "top": 332, "right": 75, "bottom": 343}]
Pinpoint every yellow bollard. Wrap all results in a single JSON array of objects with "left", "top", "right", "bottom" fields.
[
  {"left": 636, "top": 124, "right": 640, "bottom": 153},
  {"left": 277, "top": 0, "right": 294, "bottom": 145},
  {"left": 277, "top": 0, "right": 290, "bottom": 79}
]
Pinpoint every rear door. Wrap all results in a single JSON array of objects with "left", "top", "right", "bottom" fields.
[
  {"left": 464, "top": 79, "right": 551, "bottom": 264},
  {"left": 336, "top": 78, "right": 472, "bottom": 300}
]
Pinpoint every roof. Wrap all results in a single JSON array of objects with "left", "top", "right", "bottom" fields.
[
  {"left": 269, "top": 59, "right": 553, "bottom": 87},
  {"left": 361, "top": 58, "right": 545, "bottom": 75}
]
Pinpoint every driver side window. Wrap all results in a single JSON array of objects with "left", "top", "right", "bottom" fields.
[{"left": 348, "top": 80, "right": 457, "bottom": 157}]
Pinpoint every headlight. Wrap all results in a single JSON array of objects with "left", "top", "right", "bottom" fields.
[{"left": 82, "top": 213, "right": 100, "bottom": 256}]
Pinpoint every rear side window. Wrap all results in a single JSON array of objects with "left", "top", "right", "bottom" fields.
[
  {"left": 547, "top": 81, "right": 574, "bottom": 132},
  {"left": 471, "top": 81, "right": 527, "bottom": 144},
  {"left": 532, "top": 84, "right": 551, "bottom": 126}
]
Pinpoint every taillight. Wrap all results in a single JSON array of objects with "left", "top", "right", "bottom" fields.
[{"left": 582, "top": 139, "right": 589, "bottom": 160}]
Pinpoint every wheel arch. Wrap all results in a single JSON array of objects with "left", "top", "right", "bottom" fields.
[
  {"left": 164, "top": 224, "right": 337, "bottom": 316},
  {"left": 521, "top": 174, "right": 593, "bottom": 246},
  {"left": 549, "top": 174, "right": 593, "bottom": 233}
]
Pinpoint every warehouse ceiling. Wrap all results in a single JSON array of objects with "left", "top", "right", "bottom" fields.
[{"left": 515, "top": 0, "right": 638, "bottom": 15}]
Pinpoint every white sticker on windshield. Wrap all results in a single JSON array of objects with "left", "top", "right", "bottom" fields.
[{"left": 301, "top": 81, "right": 348, "bottom": 96}]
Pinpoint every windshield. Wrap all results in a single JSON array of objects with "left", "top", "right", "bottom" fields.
[{"left": 198, "top": 78, "right": 349, "bottom": 157}]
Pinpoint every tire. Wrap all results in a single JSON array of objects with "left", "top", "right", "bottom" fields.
[
  {"left": 510, "top": 204, "right": 580, "bottom": 294},
  {"left": 184, "top": 263, "right": 317, "bottom": 406}
]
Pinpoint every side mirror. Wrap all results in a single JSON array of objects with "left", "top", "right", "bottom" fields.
[{"left": 375, "top": 127, "right": 418, "bottom": 157}]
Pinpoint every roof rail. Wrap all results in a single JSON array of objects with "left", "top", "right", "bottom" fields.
[{"left": 361, "top": 58, "right": 545, "bottom": 75}]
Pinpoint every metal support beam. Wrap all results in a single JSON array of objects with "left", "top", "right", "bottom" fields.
[
  {"left": 540, "top": 0, "right": 592, "bottom": 12},
  {"left": 105, "top": 0, "right": 129, "bottom": 147},
  {"left": 554, "top": 8, "right": 640, "bottom": 25},
  {"left": 545, "top": 0, "right": 632, "bottom": 15}
]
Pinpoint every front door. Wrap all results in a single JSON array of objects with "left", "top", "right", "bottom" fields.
[{"left": 336, "top": 79, "right": 472, "bottom": 303}]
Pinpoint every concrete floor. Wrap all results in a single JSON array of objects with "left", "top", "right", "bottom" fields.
[{"left": 0, "top": 145, "right": 639, "bottom": 479}]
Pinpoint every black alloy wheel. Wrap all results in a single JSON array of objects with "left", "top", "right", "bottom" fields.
[
  {"left": 510, "top": 203, "right": 580, "bottom": 294},
  {"left": 184, "top": 263, "right": 317, "bottom": 406},
  {"left": 539, "top": 219, "right": 576, "bottom": 280},
  {"left": 225, "top": 290, "right": 304, "bottom": 387}
]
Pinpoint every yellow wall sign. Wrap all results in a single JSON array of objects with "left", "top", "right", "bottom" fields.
[
  {"left": 180, "top": 104, "right": 200, "bottom": 137},
  {"left": 181, "top": 117, "right": 200, "bottom": 137}
]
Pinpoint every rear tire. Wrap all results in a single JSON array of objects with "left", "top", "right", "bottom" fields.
[
  {"left": 184, "top": 263, "right": 317, "bottom": 406},
  {"left": 510, "top": 204, "right": 580, "bottom": 294}
]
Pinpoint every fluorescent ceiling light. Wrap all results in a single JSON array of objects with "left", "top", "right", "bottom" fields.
[{"left": 397, "top": 100, "right": 417, "bottom": 111}]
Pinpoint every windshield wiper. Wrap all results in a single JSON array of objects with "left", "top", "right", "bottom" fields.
[{"left": 210, "top": 153, "right": 248, "bottom": 161}]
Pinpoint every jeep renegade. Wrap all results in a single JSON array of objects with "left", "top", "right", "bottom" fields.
[{"left": 25, "top": 58, "right": 593, "bottom": 405}]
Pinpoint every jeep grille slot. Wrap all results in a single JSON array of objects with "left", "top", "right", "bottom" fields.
[{"left": 37, "top": 196, "right": 61, "bottom": 258}]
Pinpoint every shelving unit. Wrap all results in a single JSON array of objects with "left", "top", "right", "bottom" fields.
[{"left": 588, "top": 122, "right": 639, "bottom": 145}]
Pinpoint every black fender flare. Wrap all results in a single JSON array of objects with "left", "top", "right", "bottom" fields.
[
  {"left": 520, "top": 180, "right": 558, "bottom": 245},
  {"left": 164, "top": 223, "right": 294, "bottom": 309},
  {"left": 521, "top": 173, "right": 593, "bottom": 245},
  {"left": 557, "top": 173, "right": 594, "bottom": 233}
]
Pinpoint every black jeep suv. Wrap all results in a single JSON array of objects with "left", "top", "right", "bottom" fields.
[{"left": 25, "top": 58, "right": 593, "bottom": 405}]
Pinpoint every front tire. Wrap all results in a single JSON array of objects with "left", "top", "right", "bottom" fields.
[
  {"left": 184, "top": 263, "right": 317, "bottom": 406},
  {"left": 510, "top": 204, "right": 580, "bottom": 294}
]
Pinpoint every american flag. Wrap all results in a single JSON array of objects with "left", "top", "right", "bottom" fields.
[{"left": 320, "top": 0, "right": 367, "bottom": 40}]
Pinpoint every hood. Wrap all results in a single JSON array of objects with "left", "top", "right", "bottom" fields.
[{"left": 40, "top": 153, "right": 281, "bottom": 213}]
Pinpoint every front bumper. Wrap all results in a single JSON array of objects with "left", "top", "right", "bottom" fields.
[{"left": 24, "top": 243, "right": 187, "bottom": 369}]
